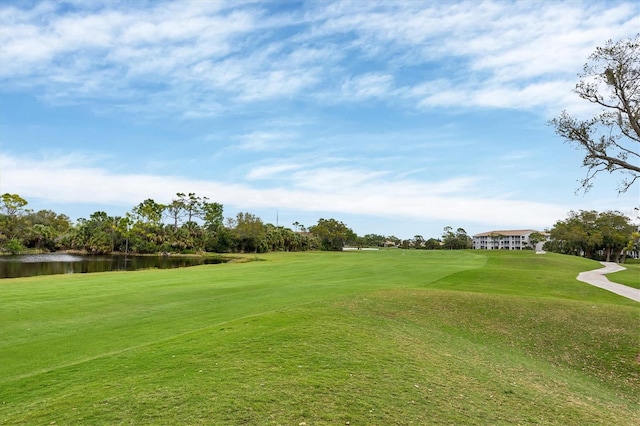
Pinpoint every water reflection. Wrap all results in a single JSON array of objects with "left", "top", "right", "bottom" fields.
[{"left": 0, "top": 253, "right": 226, "bottom": 279}]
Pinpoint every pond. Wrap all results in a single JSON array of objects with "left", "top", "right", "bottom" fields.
[{"left": 0, "top": 253, "right": 227, "bottom": 279}]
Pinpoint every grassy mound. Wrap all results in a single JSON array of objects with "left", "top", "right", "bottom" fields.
[{"left": 1, "top": 250, "right": 638, "bottom": 425}]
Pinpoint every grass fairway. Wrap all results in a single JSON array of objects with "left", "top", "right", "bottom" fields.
[
  {"left": 1, "top": 250, "right": 638, "bottom": 425},
  {"left": 608, "top": 263, "right": 640, "bottom": 289}
]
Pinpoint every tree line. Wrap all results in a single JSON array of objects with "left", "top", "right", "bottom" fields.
[
  {"left": 0, "top": 192, "right": 476, "bottom": 255},
  {"left": 1, "top": 193, "right": 637, "bottom": 260},
  {"left": 544, "top": 210, "right": 639, "bottom": 263},
  {"left": 0, "top": 193, "right": 316, "bottom": 255},
  {"left": 0, "top": 193, "right": 394, "bottom": 255}
]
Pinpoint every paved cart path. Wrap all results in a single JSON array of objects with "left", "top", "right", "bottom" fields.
[{"left": 576, "top": 262, "right": 639, "bottom": 302}]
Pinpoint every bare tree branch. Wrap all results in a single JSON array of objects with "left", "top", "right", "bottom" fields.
[{"left": 551, "top": 35, "right": 639, "bottom": 193}]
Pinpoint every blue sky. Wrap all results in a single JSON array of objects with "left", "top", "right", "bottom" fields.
[{"left": 1, "top": 0, "right": 638, "bottom": 239}]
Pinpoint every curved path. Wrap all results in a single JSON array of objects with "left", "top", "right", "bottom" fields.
[{"left": 576, "top": 262, "right": 639, "bottom": 302}]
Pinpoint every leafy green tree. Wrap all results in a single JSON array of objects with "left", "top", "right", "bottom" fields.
[
  {"left": 442, "top": 226, "right": 471, "bottom": 250},
  {"left": 128, "top": 221, "right": 167, "bottom": 253},
  {"left": 458, "top": 228, "right": 472, "bottom": 249},
  {"left": 26, "top": 209, "right": 71, "bottom": 232},
  {"left": 270, "top": 227, "right": 312, "bottom": 252},
  {"left": 5, "top": 238, "right": 24, "bottom": 255},
  {"left": 130, "top": 199, "right": 167, "bottom": 253},
  {"left": 622, "top": 230, "right": 640, "bottom": 263},
  {"left": 176, "top": 193, "right": 201, "bottom": 223},
  {"left": 202, "top": 201, "right": 224, "bottom": 231},
  {"left": 550, "top": 35, "right": 639, "bottom": 193},
  {"left": 423, "top": 238, "right": 441, "bottom": 250},
  {"left": 309, "top": 218, "right": 356, "bottom": 251},
  {"left": 163, "top": 193, "right": 223, "bottom": 239},
  {"left": 291, "top": 228, "right": 312, "bottom": 251},
  {"left": 75, "top": 211, "right": 116, "bottom": 254},
  {"left": 0, "top": 193, "right": 28, "bottom": 217},
  {"left": 596, "top": 211, "right": 635, "bottom": 262},
  {"left": 265, "top": 224, "right": 287, "bottom": 252},
  {"left": 441, "top": 227, "right": 455, "bottom": 249},
  {"left": 361, "top": 233, "right": 386, "bottom": 247},
  {"left": 168, "top": 221, "right": 205, "bottom": 253},
  {"left": 206, "top": 226, "right": 237, "bottom": 253},
  {"left": 132, "top": 199, "right": 165, "bottom": 225},
  {"left": 527, "top": 232, "right": 547, "bottom": 251},
  {"left": 29, "top": 224, "right": 53, "bottom": 251},
  {"left": 292, "top": 221, "right": 307, "bottom": 232},
  {"left": 23, "top": 209, "right": 72, "bottom": 251},
  {"left": 114, "top": 215, "right": 133, "bottom": 254},
  {"left": 549, "top": 210, "right": 602, "bottom": 258},
  {"left": 0, "top": 193, "right": 30, "bottom": 244},
  {"left": 233, "top": 212, "right": 266, "bottom": 253},
  {"left": 166, "top": 198, "right": 187, "bottom": 232},
  {"left": 548, "top": 210, "right": 634, "bottom": 260},
  {"left": 171, "top": 193, "right": 223, "bottom": 230}
]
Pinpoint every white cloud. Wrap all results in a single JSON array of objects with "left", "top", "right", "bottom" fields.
[
  {"left": 2, "top": 0, "right": 637, "bottom": 118},
  {"left": 2, "top": 0, "right": 639, "bottom": 243},
  {"left": 237, "top": 131, "right": 295, "bottom": 151},
  {"left": 246, "top": 163, "right": 303, "bottom": 180},
  {"left": 290, "top": 167, "right": 391, "bottom": 192},
  {"left": 0, "top": 152, "right": 570, "bottom": 230},
  {"left": 340, "top": 73, "right": 394, "bottom": 100}
]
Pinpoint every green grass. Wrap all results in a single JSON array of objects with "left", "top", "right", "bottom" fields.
[
  {"left": 1, "top": 250, "right": 638, "bottom": 425},
  {"left": 609, "top": 262, "right": 640, "bottom": 289}
]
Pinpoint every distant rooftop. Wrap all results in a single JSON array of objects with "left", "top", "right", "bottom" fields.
[{"left": 473, "top": 229, "right": 539, "bottom": 237}]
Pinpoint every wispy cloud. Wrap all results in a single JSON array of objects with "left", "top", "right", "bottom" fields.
[
  {"left": 2, "top": 1, "right": 637, "bottom": 117},
  {"left": 499, "top": 151, "right": 534, "bottom": 162},
  {"left": 246, "top": 163, "right": 303, "bottom": 180},
  {"left": 339, "top": 73, "right": 394, "bottom": 101},
  {"left": 237, "top": 131, "right": 295, "bottom": 151}
]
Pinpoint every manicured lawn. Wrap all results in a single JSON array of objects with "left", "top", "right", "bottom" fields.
[
  {"left": 1, "top": 250, "right": 638, "bottom": 425},
  {"left": 609, "top": 262, "right": 640, "bottom": 289}
]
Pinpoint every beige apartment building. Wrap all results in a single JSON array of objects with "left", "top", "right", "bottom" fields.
[{"left": 472, "top": 229, "right": 548, "bottom": 251}]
